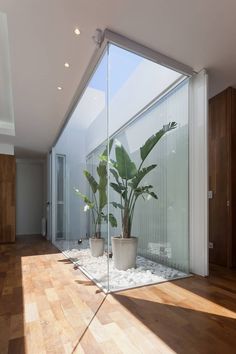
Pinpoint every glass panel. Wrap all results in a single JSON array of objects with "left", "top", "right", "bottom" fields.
[
  {"left": 107, "top": 44, "right": 189, "bottom": 291},
  {"left": 57, "top": 155, "right": 64, "bottom": 202},
  {"left": 51, "top": 41, "right": 189, "bottom": 294},
  {"left": 55, "top": 154, "right": 66, "bottom": 240},
  {"left": 52, "top": 48, "right": 109, "bottom": 291}
]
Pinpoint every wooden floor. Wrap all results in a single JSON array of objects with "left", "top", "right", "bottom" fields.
[{"left": 0, "top": 236, "right": 236, "bottom": 354}]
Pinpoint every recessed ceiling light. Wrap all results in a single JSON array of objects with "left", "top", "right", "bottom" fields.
[
  {"left": 64, "top": 62, "right": 70, "bottom": 68},
  {"left": 57, "top": 86, "right": 62, "bottom": 90},
  {"left": 74, "top": 28, "right": 80, "bottom": 35}
]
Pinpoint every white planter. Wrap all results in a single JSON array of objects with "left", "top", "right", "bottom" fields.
[
  {"left": 89, "top": 237, "right": 104, "bottom": 257},
  {"left": 112, "top": 236, "right": 138, "bottom": 270}
]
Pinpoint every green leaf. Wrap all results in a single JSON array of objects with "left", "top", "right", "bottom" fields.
[
  {"left": 83, "top": 170, "right": 98, "bottom": 194},
  {"left": 99, "top": 154, "right": 108, "bottom": 163},
  {"left": 129, "top": 164, "right": 157, "bottom": 189},
  {"left": 103, "top": 213, "right": 117, "bottom": 228},
  {"left": 99, "top": 139, "right": 114, "bottom": 162},
  {"left": 134, "top": 185, "right": 158, "bottom": 200},
  {"left": 134, "top": 184, "right": 153, "bottom": 192},
  {"left": 97, "top": 164, "right": 107, "bottom": 210},
  {"left": 140, "top": 122, "right": 177, "bottom": 161},
  {"left": 109, "top": 213, "right": 117, "bottom": 227},
  {"left": 115, "top": 142, "right": 137, "bottom": 180},
  {"left": 110, "top": 182, "right": 125, "bottom": 195},
  {"left": 110, "top": 159, "right": 118, "bottom": 169},
  {"left": 148, "top": 191, "right": 158, "bottom": 199},
  {"left": 110, "top": 168, "right": 120, "bottom": 183},
  {"left": 111, "top": 202, "right": 124, "bottom": 210},
  {"left": 99, "top": 191, "right": 107, "bottom": 210},
  {"left": 122, "top": 190, "right": 127, "bottom": 200},
  {"left": 74, "top": 188, "right": 95, "bottom": 208},
  {"left": 97, "top": 164, "right": 107, "bottom": 188}
]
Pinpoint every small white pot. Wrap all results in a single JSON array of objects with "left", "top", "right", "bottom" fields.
[
  {"left": 112, "top": 236, "right": 138, "bottom": 270},
  {"left": 89, "top": 237, "right": 105, "bottom": 257}
]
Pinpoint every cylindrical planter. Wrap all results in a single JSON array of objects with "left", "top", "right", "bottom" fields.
[
  {"left": 112, "top": 236, "right": 138, "bottom": 270},
  {"left": 89, "top": 237, "right": 105, "bottom": 257}
]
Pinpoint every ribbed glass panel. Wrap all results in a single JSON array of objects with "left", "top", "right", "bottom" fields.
[
  {"left": 88, "top": 81, "right": 189, "bottom": 273},
  {"left": 116, "top": 83, "right": 189, "bottom": 272}
]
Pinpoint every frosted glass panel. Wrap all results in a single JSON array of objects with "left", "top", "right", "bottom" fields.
[
  {"left": 110, "top": 83, "right": 189, "bottom": 271},
  {"left": 107, "top": 44, "right": 189, "bottom": 290}
]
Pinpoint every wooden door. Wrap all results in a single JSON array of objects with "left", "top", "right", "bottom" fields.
[
  {"left": 209, "top": 89, "right": 231, "bottom": 267},
  {"left": 0, "top": 154, "right": 16, "bottom": 243}
]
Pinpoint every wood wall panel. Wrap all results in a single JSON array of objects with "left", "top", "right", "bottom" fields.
[
  {"left": 0, "top": 154, "right": 16, "bottom": 243},
  {"left": 231, "top": 89, "right": 236, "bottom": 267},
  {"left": 209, "top": 90, "right": 229, "bottom": 266},
  {"left": 209, "top": 87, "right": 236, "bottom": 268}
]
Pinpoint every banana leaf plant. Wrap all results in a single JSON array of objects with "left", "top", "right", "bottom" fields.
[
  {"left": 109, "top": 122, "right": 177, "bottom": 238},
  {"left": 75, "top": 140, "right": 117, "bottom": 239}
]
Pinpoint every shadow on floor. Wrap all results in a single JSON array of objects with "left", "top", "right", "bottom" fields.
[
  {"left": 113, "top": 289, "right": 236, "bottom": 354},
  {"left": 170, "top": 264, "right": 236, "bottom": 314}
]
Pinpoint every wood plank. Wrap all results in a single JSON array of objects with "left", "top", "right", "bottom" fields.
[
  {"left": 209, "top": 89, "right": 231, "bottom": 266},
  {"left": 0, "top": 154, "right": 16, "bottom": 244},
  {"left": 0, "top": 235, "right": 236, "bottom": 353}
]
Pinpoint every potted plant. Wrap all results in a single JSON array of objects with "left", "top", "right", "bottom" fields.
[
  {"left": 75, "top": 142, "right": 117, "bottom": 257},
  {"left": 110, "top": 122, "right": 177, "bottom": 270}
]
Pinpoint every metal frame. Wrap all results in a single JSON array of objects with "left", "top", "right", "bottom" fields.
[{"left": 86, "top": 75, "right": 188, "bottom": 159}]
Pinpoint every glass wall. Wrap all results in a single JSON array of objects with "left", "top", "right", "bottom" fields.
[
  {"left": 52, "top": 48, "right": 109, "bottom": 290},
  {"left": 52, "top": 42, "right": 189, "bottom": 292}
]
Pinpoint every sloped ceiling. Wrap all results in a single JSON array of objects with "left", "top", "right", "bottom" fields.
[{"left": 0, "top": 0, "right": 236, "bottom": 156}]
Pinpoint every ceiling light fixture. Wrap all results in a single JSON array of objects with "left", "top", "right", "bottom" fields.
[
  {"left": 74, "top": 28, "right": 80, "bottom": 36},
  {"left": 64, "top": 62, "right": 70, "bottom": 68},
  {"left": 57, "top": 86, "right": 62, "bottom": 90}
]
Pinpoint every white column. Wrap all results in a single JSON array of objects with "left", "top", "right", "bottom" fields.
[{"left": 189, "top": 69, "right": 209, "bottom": 276}]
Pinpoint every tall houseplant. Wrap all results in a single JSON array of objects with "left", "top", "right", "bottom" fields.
[
  {"left": 110, "top": 122, "right": 177, "bottom": 270},
  {"left": 75, "top": 142, "right": 117, "bottom": 257}
]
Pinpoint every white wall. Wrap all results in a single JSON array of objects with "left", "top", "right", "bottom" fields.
[
  {"left": 189, "top": 70, "right": 209, "bottom": 276},
  {"left": 0, "top": 13, "right": 15, "bottom": 136},
  {"left": 16, "top": 159, "right": 46, "bottom": 235}
]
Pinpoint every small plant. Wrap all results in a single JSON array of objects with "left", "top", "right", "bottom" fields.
[
  {"left": 109, "top": 122, "right": 177, "bottom": 238},
  {"left": 75, "top": 141, "right": 117, "bottom": 238}
]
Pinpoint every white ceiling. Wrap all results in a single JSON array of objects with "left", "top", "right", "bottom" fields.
[{"left": 1, "top": 0, "right": 236, "bottom": 157}]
